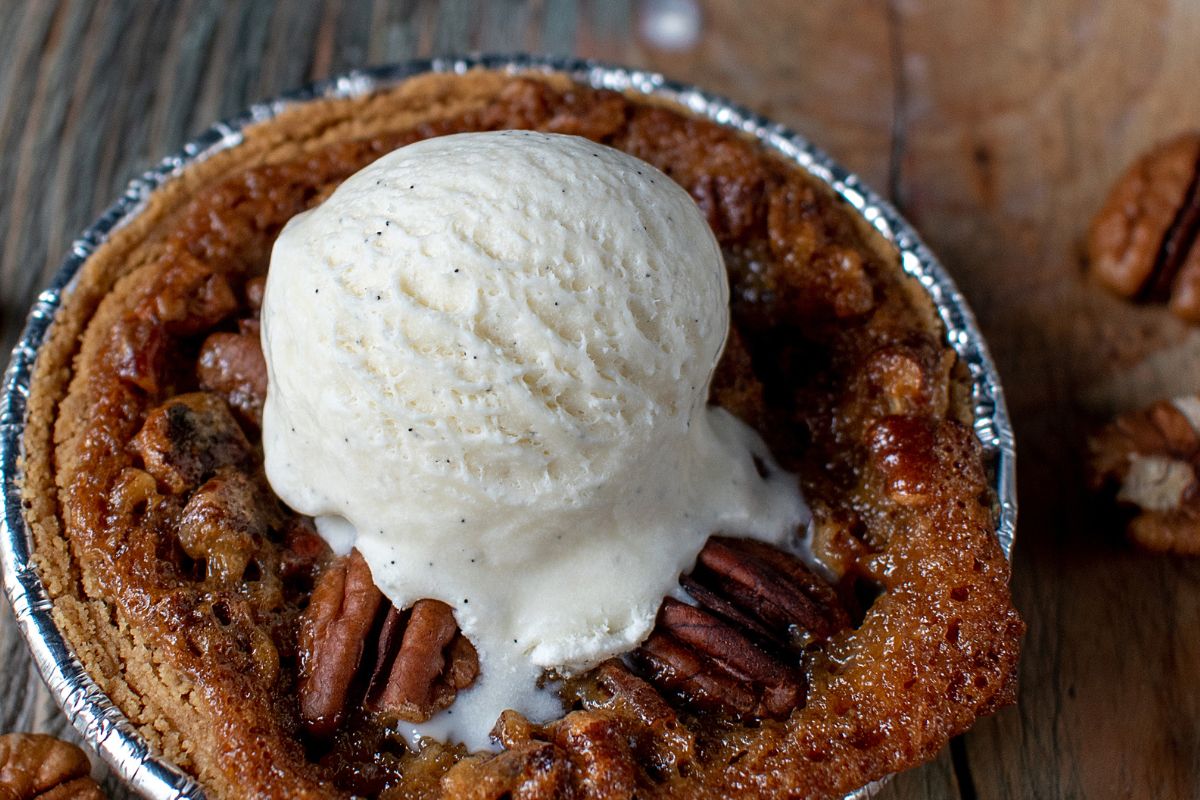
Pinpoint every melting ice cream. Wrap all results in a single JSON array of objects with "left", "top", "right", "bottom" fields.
[{"left": 261, "top": 131, "right": 807, "bottom": 749}]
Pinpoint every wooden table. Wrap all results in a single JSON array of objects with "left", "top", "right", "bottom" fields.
[{"left": 2, "top": 1, "right": 1198, "bottom": 797}]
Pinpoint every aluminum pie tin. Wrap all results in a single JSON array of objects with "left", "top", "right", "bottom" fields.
[{"left": 0, "top": 54, "right": 1016, "bottom": 800}]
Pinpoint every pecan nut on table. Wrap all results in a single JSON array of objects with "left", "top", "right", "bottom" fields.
[
  {"left": 0, "top": 734, "right": 105, "bottom": 800},
  {"left": 1088, "top": 132, "right": 1200, "bottom": 321},
  {"left": 1087, "top": 132, "right": 1200, "bottom": 555},
  {"left": 1089, "top": 395, "right": 1200, "bottom": 555}
]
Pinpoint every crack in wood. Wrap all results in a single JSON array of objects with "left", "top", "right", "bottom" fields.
[
  {"left": 885, "top": 0, "right": 908, "bottom": 212},
  {"left": 950, "top": 736, "right": 978, "bottom": 800}
]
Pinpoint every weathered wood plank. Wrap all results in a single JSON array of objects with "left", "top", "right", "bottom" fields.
[
  {"left": 0, "top": 4, "right": 59, "bottom": 323},
  {"left": 879, "top": 1, "right": 1200, "bottom": 798},
  {"left": 584, "top": 0, "right": 898, "bottom": 190},
  {"left": 3, "top": 1, "right": 1200, "bottom": 799},
  {"left": 479, "top": 0, "right": 537, "bottom": 53}
]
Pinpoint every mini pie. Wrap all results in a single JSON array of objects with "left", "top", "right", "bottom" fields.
[{"left": 20, "top": 69, "right": 1023, "bottom": 799}]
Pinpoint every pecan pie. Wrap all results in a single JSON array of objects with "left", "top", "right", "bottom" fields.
[{"left": 20, "top": 69, "right": 1023, "bottom": 799}]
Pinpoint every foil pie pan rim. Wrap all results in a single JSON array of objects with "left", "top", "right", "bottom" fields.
[{"left": 0, "top": 54, "right": 1015, "bottom": 800}]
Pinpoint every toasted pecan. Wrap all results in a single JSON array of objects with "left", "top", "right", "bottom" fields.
[
  {"left": 298, "top": 550, "right": 385, "bottom": 736},
  {"left": 1089, "top": 395, "right": 1200, "bottom": 554},
  {"left": 298, "top": 553, "right": 479, "bottom": 736},
  {"left": 633, "top": 535, "right": 850, "bottom": 721},
  {"left": 130, "top": 392, "right": 253, "bottom": 495},
  {"left": 197, "top": 329, "right": 268, "bottom": 427},
  {"left": 0, "top": 734, "right": 104, "bottom": 800}
]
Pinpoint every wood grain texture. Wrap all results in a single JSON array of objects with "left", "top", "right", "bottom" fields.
[{"left": 1, "top": 0, "right": 1198, "bottom": 797}]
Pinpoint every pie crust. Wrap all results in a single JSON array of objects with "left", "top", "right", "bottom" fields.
[{"left": 20, "top": 69, "right": 1023, "bottom": 799}]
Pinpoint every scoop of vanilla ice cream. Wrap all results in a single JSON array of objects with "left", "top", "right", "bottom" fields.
[{"left": 261, "top": 131, "right": 808, "bottom": 749}]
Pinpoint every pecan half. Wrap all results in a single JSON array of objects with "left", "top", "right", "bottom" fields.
[
  {"left": 633, "top": 536, "right": 849, "bottom": 721},
  {"left": 593, "top": 660, "right": 680, "bottom": 733},
  {"left": 244, "top": 275, "right": 267, "bottom": 314},
  {"left": 1088, "top": 132, "right": 1200, "bottom": 321},
  {"left": 177, "top": 468, "right": 279, "bottom": 585},
  {"left": 482, "top": 665, "right": 698, "bottom": 800},
  {"left": 151, "top": 253, "right": 238, "bottom": 335},
  {"left": 297, "top": 552, "right": 478, "bottom": 736},
  {"left": 130, "top": 392, "right": 253, "bottom": 494},
  {"left": 365, "top": 600, "right": 479, "bottom": 722},
  {"left": 847, "top": 337, "right": 955, "bottom": 425},
  {"left": 662, "top": 598, "right": 802, "bottom": 715},
  {"left": 1089, "top": 395, "right": 1200, "bottom": 555},
  {"left": 710, "top": 324, "right": 766, "bottom": 430},
  {"left": 197, "top": 329, "right": 268, "bottom": 427},
  {"left": 547, "top": 711, "right": 637, "bottom": 799},
  {"left": 484, "top": 709, "right": 639, "bottom": 800},
  {"left": 298, "top": 551, "right": 385, "bottom": 736},
  {"left": 441, "top": 741, "right": 567, "bottom": 800},
  {"left": 692, "top": 536, "right": 849, "bottom": 648},
  {"left": 0, "top": 733, "right": 104, "bottom": 799},
  {"left": 865, "top": 415, "right": 942, "bottom": 507},
  {"left": 634, "top": 628, "right": 761, "bottom": 719},
  {"left": 278, "top": 516, "right": 330, "bottom": 592}
]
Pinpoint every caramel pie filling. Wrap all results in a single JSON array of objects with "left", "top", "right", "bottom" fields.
[{"left": 23, "top": 71, "right": 1023, "bottom": 800}]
